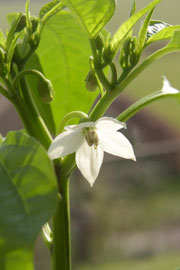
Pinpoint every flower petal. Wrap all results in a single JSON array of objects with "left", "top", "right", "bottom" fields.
[
  {"left": 95, "top": 117, "right": 126, "bottom": 132},
  {"left": 98, "top": 130, "right": 136, "bottom": 161},
  {"left": 76, "top": 141, "right": 104, "bottom": 186},
  {"left": 161, "top": 76, "right": 179, "bottom": 94},
  {"left": 65, "top": 121, "right": 95, "bottom": 131},
  {"left": 48, "top": 129, "right": 84, "bottom": 159}
]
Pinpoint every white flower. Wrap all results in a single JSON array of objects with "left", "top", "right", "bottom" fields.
[
  {"left": 161, "top": 76, "right": 179, "bottom": 94},
  {"left": 48, "top": 117, "right": 136, "bottom": 186}
]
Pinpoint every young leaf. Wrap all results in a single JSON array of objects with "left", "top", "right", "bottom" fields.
[
  {"left": 129, "top": 0, "right": 136, "bottom": 17},
  {"left": 0, "top": 131, "right": 58, "bottom": 269},
  {"left": 65, "top": 0, "right": 116, "bottom": 38},
  {"left": 167, "top": 30, "right": 180, "bottom": 49},
  {"left": 147, "top": 20, "right": 170, "bottom": 38},
  {"left": 137, "top": 8, "right": 154, "bottom": 51},
  {"left": 6, "top": 13, "right": 22, "bottom": 50},
  {"left": 36, "top": 11, "right": 98, "bottom": 133},
  {"left": 39, "top": 0, "right": 61, "bottom": 19},
  {"left": 146, "top": 22, "right": 180, "bottom": 46},
  {"left": 6, "top": 32, "right": 21, "bottom": 72},
  {"left": 111, "top": 0, "right": 162, "bottom": 56},
  {"left": 0, "top": 29, "right": 6, "bottom": 48},
  {"left": 7, "top": 12, "right": 20, "bottom": 25},
  {"left": 40, "top": 0, "right": 65, "bottom": 31}
]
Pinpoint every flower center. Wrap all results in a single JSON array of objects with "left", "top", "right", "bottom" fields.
[{"left": 83, "top": 127, "right": 99, "bottom": 149}]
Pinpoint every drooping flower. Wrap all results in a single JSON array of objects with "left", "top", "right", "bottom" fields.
[
  {"left": 161, "top": 76, "right": 179, "bottom": 94},
  {"left": 48, "top": 117, "right": 136, "bottom": 186}
]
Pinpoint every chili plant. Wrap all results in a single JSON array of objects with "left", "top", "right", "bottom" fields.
[{"left": 0, "top": 0, "right": 180, "bottom": 269}]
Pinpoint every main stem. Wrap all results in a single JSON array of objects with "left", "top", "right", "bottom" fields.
[{"left": 52, "top": 175, "right": 71, "bottom": 270}]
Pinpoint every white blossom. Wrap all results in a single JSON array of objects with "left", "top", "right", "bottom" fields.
[
  {"left": 161, "top": 76, "right": 179, "bottom": 94},
  {"left": 48, "top": 117, "right": 136, "bottom": 186}
]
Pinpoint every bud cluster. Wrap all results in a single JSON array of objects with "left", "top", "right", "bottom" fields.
[{"left": 119, "top": 37, "right": 140, "bottom": 71}]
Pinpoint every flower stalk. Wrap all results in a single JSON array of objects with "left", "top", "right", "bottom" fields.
[{"left": 52, "top": 176, "right": 71, "bottom": 270}]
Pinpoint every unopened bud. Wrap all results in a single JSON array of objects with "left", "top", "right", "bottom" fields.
[
  {"left": 102, "top": 42, "right": 114, "bottom": 64},
  {"left": 119, "top": 37, "right": 139, "bottom": 70},
  {"left": 95, "top": 33, "right": 104, "bottom": 52},
  {"left": 38, "top": 78, "right": 54, "bottom": 103},
  {"left": 31, "top": 16, "right": 39, "bottom": 33},
  {"left": 85, "top": 71, "right": 98, "bottom": 92},
  {"left": 16, "top": 14, "right": 26, "bottom": 32}
]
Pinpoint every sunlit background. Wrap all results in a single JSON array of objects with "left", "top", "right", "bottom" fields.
[{"left": 1, "top": 1, "right": 180, "bottom": 270}]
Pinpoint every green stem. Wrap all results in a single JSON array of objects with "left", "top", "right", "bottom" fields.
[
  {"left": 18, "top": 76, "right": 52, "bottom": 148},
  {"left": 89, "top": 39, "right": 113, "bottom": 91},
  {"left": 0, "top": 83, "right": 11, "bottom": 100},
  {"left": 117, "top": 89, "right": 180, "bottom": 122},
  {"left": 58, "top": 111, "right": 88, "bottom": 133},
  {"left": 89, "top": 46, "right": 179, "bottom": 120},
  {"left": 52, "top": 178, "right": 71, "bottom": 270},
  {"left": 13, "top": 69, "right": 47, "bottom": 87}
]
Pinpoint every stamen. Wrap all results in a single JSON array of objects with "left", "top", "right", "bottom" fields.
[{"left": 84, "top": 127, "right": 99, "bottom": 148}]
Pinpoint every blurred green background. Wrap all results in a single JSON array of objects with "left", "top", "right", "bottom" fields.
[{"left": 0, "top": 1, "right": 180, "bottom": 270}]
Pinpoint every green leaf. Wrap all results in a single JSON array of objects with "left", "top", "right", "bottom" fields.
[
  {"left": 6, "top": 13, "right": 22, "bottom": 50},
  {"left": 129, "top": 0, "right": 136, "bottom": 17},
  {"left": 137, "top": 8, "right": 154, "bottom": 51},
  {"left": 36, "top": 11, "right": 98, "bottom": 133},
  {"left": 65, "top": 0, "right": 115, "bottom": 38},
  {"left": 0, "top": 131, "right": 58, "bottom": 269},
  {"left": 146, "top": 22, "right": 180, "bottom": 46},
  {"left": 7, "top": 12, "right": 19, "bottom": 25},
  {"left": 167, "top": 30, "right": 180, "bottom": 49},
  {"left": 26, "top": 53, "right": 56, "bottom": 135},
  {"left": 0, "top": 29, "right": 6, "bottom": 48},
  {"left": 6, "top": 32, "right": 21, "bottom": 72},
  {"left": 111, "top": 0, "right": 162, "bottom": 55},
  {"left": 39, "top": 0, "right": 61, "bottom": 19},
  {"left": 40, "top": 1, "right": 65, "bottom": 31}
]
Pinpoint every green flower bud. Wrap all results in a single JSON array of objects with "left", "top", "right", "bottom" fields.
[
  {"left": 85, "top": 71, "right": 98, "bottom": 92},
  {"left": 16, "top": 14, "right": 26, "bottom": 32},
  {"left": 95, "top": 33, "right": 104, "bottom": 52},
  {"left": 119, "top": 37, "right": 139, "bottom": 70},
  {"left": 102, "top": 42, "right": 114, "bottom": 64},
  {"left": 31, "top": 16, "right": 39, "bottom": 33},
  {"left": 129, "top": 37, "right": 139, "bottom": 67},
  {"left": 38, "top": 78, "right": 54, "bottom": 103}
]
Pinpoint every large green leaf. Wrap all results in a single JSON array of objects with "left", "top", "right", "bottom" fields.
[
  {"left": 0, "top": 131, "right": 58, "bottom": 269},
  {"left": 36, "top": 11, "right": 98, "bottom": 133},
  {"left": 65, "top": 0, "right": 115, "bottom": 38},
  {"left": 111, "top": 0, "right": 162, "bottom": 55}
]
